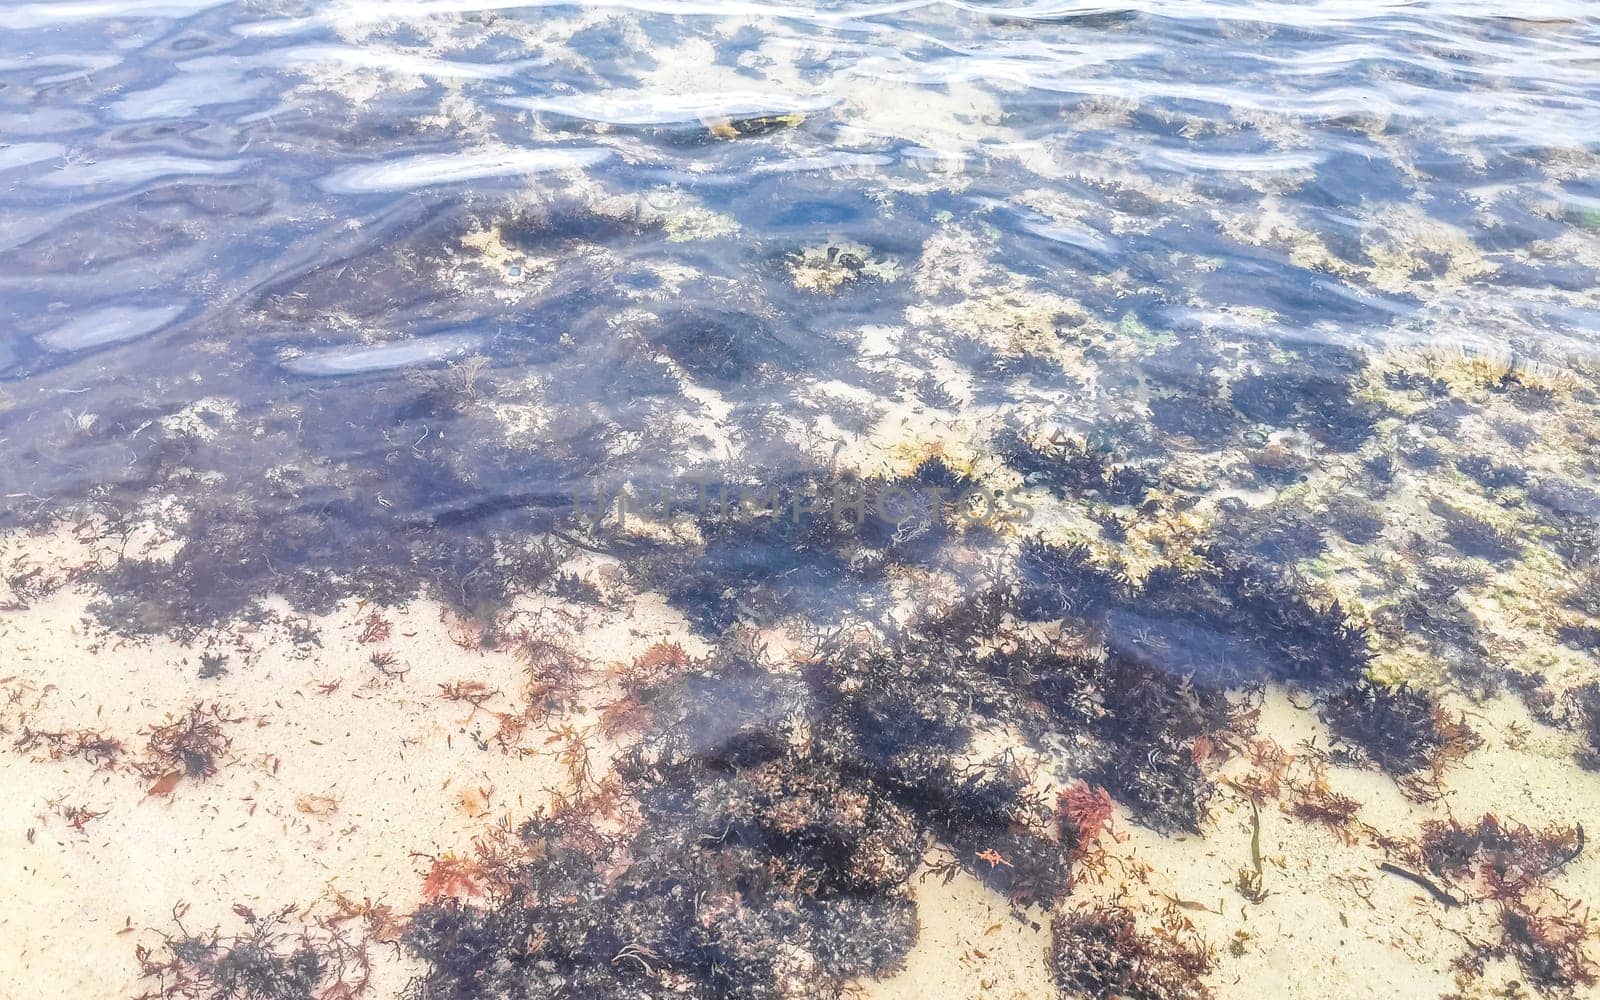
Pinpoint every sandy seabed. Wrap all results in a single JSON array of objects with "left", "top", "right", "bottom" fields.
[{"left": 3, "top": 521, "right": 1598, "bottom": 1000}]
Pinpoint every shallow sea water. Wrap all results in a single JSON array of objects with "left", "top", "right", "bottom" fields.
[{"left": 4, "top": 2, "right": 1600, "bottom": 998}]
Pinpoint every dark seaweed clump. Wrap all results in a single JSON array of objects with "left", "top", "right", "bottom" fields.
[
  {"left": 136, "top": 905, "right": 370, "bottom": 1000},
  {"left": 1080, "top": 646, "right": 1224, "bottom": 834},
  {"left": 1016, "top": 538, "right": 1123, "bottom": 622},
  {"left": 1526, "top": 479, "right": 1600, "bottom": 567},
  {"left": 1051, "top": 905, "right": 1212, "bottom": 1000},
  {"left": 1318, "top": 679, "right": 1447, "bottom": 775},
  {"left": 816, "top": 610, "right": 1086, "bottom": 899},
  {"left": 1018, "top": 538, "right": 1372, "bottom": 689},
  {"left": 997, "top": 429, "right": 1153, "bottom": 506},
  {"left": 1323, "top": 497, "right": 1386, "bottom": 545},
  {"left": 1229, "top": 363, "right": 1379, "bottom": 452},
  {"left": 1146, "top": 393, "right": 1236, "bottom": 450},
  {"left": 648, "top": 308, "right": 794, "bottom": 386},
  {"left": 1128, "top": 551, "right": 1370, "bottom": 689},
  {"left": 1431, "top": 502, "right": 1523, "bottom": 563},
  {"left": 81, "top": 475, "right": 572, "bottom": 635},
  {"left": 142, "top": 702, "right": 236, "bottom": 780},
  {"left": 1010, "top": 537, "right": 1380, "bottom": 830},
  {"left": 1418, "top": 814, "right": 1595, "bottom": 996},
  {"left": 1568, "top": 682, "right": 1600, "bottom": 769},
  {"left": 404, "top": 636, "right": 1094, "bottom": 999},
  {"left": 1212, "top": 502, "right": 1329, "bottom": 564},
  {"left": 1491, "top": 904, "right": 1599, "bottom": 998},
  {"left": 1384, "top": 369, "right": 1450, "bottom": 397},
  {"left": 1417, "top": 815, "right": 1582, "bottom": 896},
  {"left": 628, "top": 461, "right": 981, "bottom": 633},
  {"left": 405, "top": 546, "right": 1297, "bottom": 998},
  {"left": 984, "top": 548, "right": 1226, "bottom": 833},
  {"left": 407, "top": 779, "right": 920, "bottom": 999},
  {"left": 1455, "top": 455, "right": 1528, "bottom": 491}
]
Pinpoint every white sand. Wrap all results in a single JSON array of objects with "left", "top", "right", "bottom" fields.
[{"left": 0, "top": 527, "right": 699, "bottom": 996}]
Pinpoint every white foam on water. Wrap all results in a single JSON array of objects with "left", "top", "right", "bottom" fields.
[
  {"left": 36, "top": 304, "right": 187, "bottom": 352},
  {"left": 235, "top": 0, "right": 928, "bottom": 37},
  {"left": 970, "top": 196, "right": 1115, "bottom": 256},
  {"left": 32, "top": 156, "right": 247, "bottom": 189},
  {"left": 503, "top": 91, "right": 837, "bottom": 126},
  {"left": 0, "top": 143, "right": 66, "bottom": 174},
  {"left": 277, "top": 44, "right": 541, "bottom": 80},
  {"left": 748, "top": 151, "right": 895, "bottom": 175},
  {"left": 0, "top": 53, "right": 122, "bottom": 84},
  {"left": 0, "top": 0, "right": 229, "bottom": 30},
  {"left": 111, "top": 72, "right": 270, "bottom": 121},
  {"left": 1146, "top": 147, "right": 1328, "bottom": 174},
  {"left": 283, "top": 333, "right": 487, "bottom": 377},
  {"left": 320, "top": 147, "right": 611, "bottom": 194}
]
